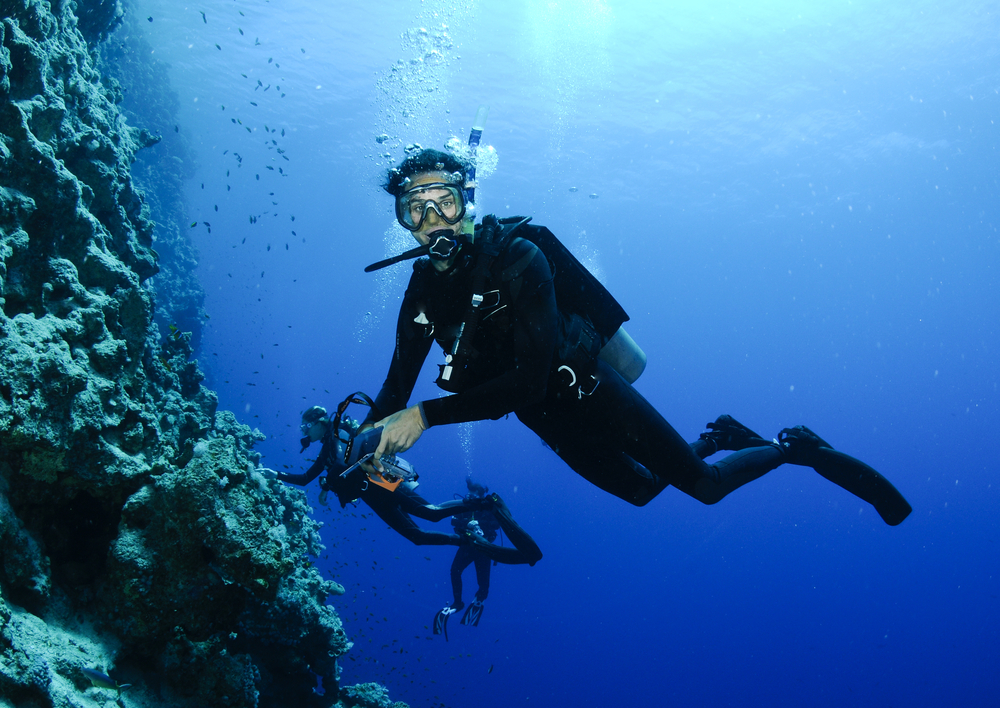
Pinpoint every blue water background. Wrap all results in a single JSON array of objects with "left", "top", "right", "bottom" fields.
[{"left": 132, "top": 1, "right": 997, "bottom": 706}]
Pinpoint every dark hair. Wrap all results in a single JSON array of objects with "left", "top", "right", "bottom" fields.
[{"left": 383, "top": 148, "right": 471, "bottom": 197}]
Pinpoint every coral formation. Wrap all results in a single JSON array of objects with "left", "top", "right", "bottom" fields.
[{"left": 0, "top": 1, "right": 403, "bottom": 706}]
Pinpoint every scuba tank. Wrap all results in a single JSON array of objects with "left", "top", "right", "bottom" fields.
[{"left": 599, "top": 327, "right": 646, "bottom": 384}]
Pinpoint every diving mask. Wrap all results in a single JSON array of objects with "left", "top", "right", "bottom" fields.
[{"left": 396, "top": 182, "right": 466, "bottom": 232}]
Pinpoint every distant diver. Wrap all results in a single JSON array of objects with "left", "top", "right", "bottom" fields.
[
  {"left": 263, "top": 395, "right": 542, "bottom": 564},
  {"left": 357, "top": 140, "right": 912, "bottom": 526},
  {"left": 432, "top": 477, "right": 531, "bottom": 640}
]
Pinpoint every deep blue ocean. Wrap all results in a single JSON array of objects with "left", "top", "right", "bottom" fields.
[{"left": 131, "top": 1, "right": 997, "bottom": 706}]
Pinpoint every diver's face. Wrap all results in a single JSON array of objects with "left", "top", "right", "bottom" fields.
[
  {"left": 304, "top": 420, "right": 326, "bottom": 442},
  {"left": 404, "top": 172, "right": 465, "bottom": 271}
]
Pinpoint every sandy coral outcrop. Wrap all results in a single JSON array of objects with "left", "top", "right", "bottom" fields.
[{"left": 0, "top": 2, "right": 398, "bottom": 706}]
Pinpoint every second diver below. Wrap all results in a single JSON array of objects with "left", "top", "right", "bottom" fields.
[
  {"left": 269, "top": 402, "right": 542, "bottom": 567},
  {"left": 432, "top": 476, "right": 510, "bottom": 640}
]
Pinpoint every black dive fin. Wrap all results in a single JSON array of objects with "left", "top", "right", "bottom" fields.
[
  {"left": 810, "top": 447, "right": 913, "bottom": 526},
  {"left": 460, "top": 600, "right": 484, "bottom": 627}
]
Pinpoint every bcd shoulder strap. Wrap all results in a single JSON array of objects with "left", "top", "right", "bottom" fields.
[{"left": 438, "top": 215, "right": 532, "bottom": 388}]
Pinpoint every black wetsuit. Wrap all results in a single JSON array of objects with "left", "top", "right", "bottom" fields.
[
  {"left": 367, "top": 221, "right": 912, "bottom": 523},
  {"left": 449, "top": 506, "right": 502, "bottom": 605},
  {"left": 278, "top": 430, "right": 544, "bottom": 559},
  {"left": 278, "top": 431, "right": 474, "bottom": 545}
]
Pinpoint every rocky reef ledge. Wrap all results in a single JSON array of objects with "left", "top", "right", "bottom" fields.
[{"left": 0, "top": 2, "right": 403, "bottom": 706}]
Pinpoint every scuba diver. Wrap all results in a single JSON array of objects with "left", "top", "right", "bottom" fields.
[
  {"left": 432, "top": 477, "right": 508, "bottom": 640},
  {"left": 358, "top": 145, "right": 912, "bottom": 526},
  {"left": 267, "top": 399, "right": 542, "bottom": 565}
]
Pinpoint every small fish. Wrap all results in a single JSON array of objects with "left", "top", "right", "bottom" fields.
[
  {"left": 241, "top": 73, "right": 248, "bottom": 78},
  {"left": 256, "top": 79, "right": 263, "bottom": 87},
  {"left": 281, "top": 128, "right": 285, "bottom": 136},
  {"left": 250, "top": 101, "right": 258, "bottom": 106},
  {"left": 214, "top": 205, "right": 218, "bottom": 211},
  {"left": 290, "top": 215, "right": 295, "bottom": 221},
  {"left": 255, "top": 37, "right": 261, "bottom": 46},
  {"left": 147, "top": 16, "right": 153, "bottom": 23},
  {"left": 301, "top": 48, "right": 306, "bottom": 53},
  {"left": 238, "top": 28, "right": 244, "bottom": 35},
  {"left": 174, "top": 125, "right": 179, "bottom": 132},
  {"left": 190, "top": 222, "right": 197, "bottom": 228},
  {"left": 220, "top": 105, "right": 225, "bottom": 110},
  {"left": 202, "top": 221, "right": 211, "bottom": 228},
  {"left": 268, "top": 57, "right": 273, "bottom": 64},
  {"left": 82, "top": 668, "right": 130, "bottom": 692},
  {"left": 266, "top": 165, "right": 274, "bottom": 171},
  {"left": 267, "top": 244, "right": 271, "bottom": 251},
  {"left": 239, "top": 11, "right": 245, "bottom": 16},
  {"left": 285, "top": 244, "right": 289, "bottom": 250},
  {"left": 242, "top": 238, "right": 246, "bottom": 244},
  {"left": 215, "top": 43, "right": 221, "bottom": 51},
  {"left": 200, "top": 11, "right": 207, "bottom": 24},
  {"left": 488, "top": 665, "right": 494, "bottom": 674}
]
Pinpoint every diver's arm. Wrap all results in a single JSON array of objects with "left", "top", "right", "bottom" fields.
[
  {"left": 422, "top": 242, "right": 558, "bottom": 426},
  {"left": 276, "top": 458, "right": 324, "bottom": 486},
  {"left": 366, "top": 284, "right": 434, "bottom": 425},
  {"left": 277, "top": 438, "right": 339, "bottom": 485}
]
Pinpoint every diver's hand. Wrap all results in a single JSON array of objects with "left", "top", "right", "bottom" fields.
[
  {"left": 371, "top": 405, "right": 427, "bottom": 470},
  {"left": 257, "top": 467, "right": 277, "bottom": 480}
]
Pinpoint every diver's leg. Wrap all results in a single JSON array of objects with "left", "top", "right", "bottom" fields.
[
  {"left": 450, "top": 546, "right": 475, "bottom": 606},
  {"left": 517, "top": 400, "right": 665, "bottom": 506},
  {"left": 395, "top": 484, "right": 477, "bottom": 522},
  {"left": 464, "top": 494, "right": 543, "bottom": 566},
  {"left": 472, "top": 553, "right": 491, "bottom": 602},
  {"left": 779, "top": 426, "right": 912, "bottom": 525},
  {"left": 682, "top": 445, "right": 787, "bottom": 504},
  {"left": 520, "top": 361, "right": 786, "bottom": 506},
  {"left": 365, "top": 487, "right": 463, "bottom": 546}
]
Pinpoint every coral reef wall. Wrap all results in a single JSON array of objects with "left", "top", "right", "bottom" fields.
[{"left": 0, "top": 2, "right": 397, "bottom": 706}]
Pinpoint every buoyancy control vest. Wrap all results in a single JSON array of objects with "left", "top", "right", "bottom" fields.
[{"left": 435, "top": 215, "right": 646, "bottom": 394}]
